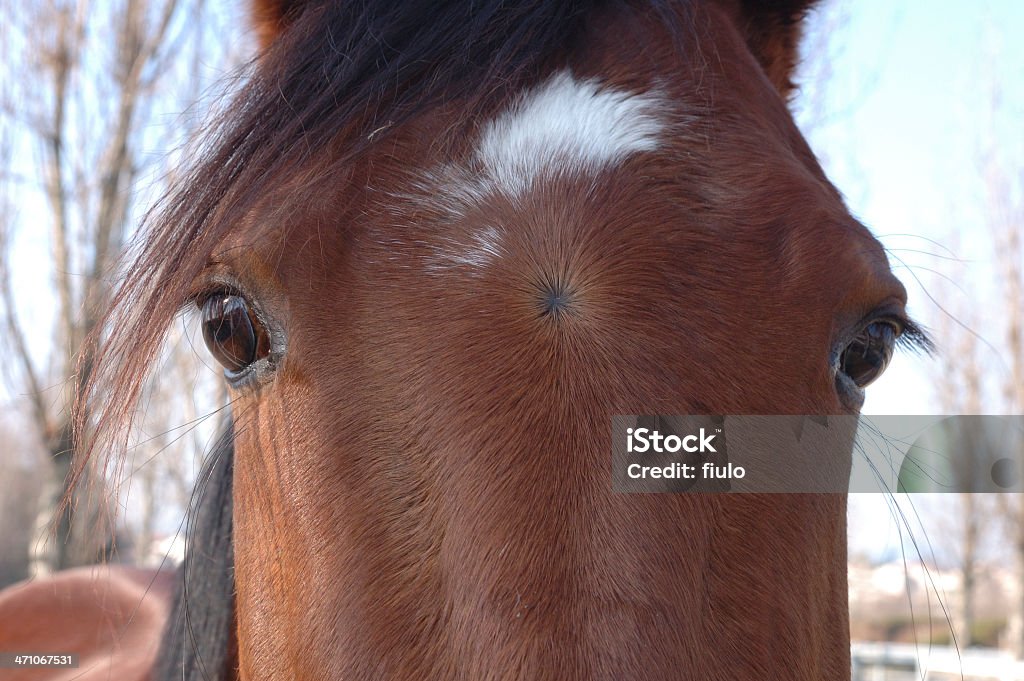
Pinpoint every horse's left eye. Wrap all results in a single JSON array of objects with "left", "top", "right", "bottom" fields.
[
  {"left": 839, "top": 321, "right": 899, "bottom": 388},
  {"left": 200, "top": 294, "right": 270, "bottom": 375}
]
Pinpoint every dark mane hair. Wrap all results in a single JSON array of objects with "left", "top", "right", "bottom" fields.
[{"left": 154, "top": 428, "right": 234, "bottom": 681}]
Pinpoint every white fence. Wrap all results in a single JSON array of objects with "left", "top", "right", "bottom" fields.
[{"left": 852, "top": 642, "right": 1024, "bottom": 681}]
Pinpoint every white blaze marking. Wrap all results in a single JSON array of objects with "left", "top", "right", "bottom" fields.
[
  {"left": 476, "top": 70, "right": 666, "bottom": 197},
  {"left": 417, "top": 70, "right": 667, "bottom": 273},
  {"left": 443, "top": 225, "right": 505, "bottom": 270}
]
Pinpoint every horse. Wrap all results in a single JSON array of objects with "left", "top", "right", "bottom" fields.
[
  {"left": 0, "top": 566, "right": 174, "bottom": 680},
  {"left": 0, "top": 0, "right": 933, "bottom": 679}
]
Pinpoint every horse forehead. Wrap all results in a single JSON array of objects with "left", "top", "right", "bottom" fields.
[{"left": 390, "top": 69, "right": 672, "bottom": 273}]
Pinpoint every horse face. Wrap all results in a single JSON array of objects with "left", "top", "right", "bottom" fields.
[{"left": 185, "top": 1, "right": 913, "bottom": 678}]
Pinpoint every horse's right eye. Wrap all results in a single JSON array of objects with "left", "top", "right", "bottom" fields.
[
  {"left": 200, "top": 294, "right": 270, "bottom": 375},
  {"left": 838, "top": 320, "right": 899, "bottom": 389}
]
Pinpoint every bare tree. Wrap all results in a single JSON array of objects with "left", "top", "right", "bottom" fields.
[
  {"left": 0, "top": 410, "right": 47, "bottom": 587},
  {"left": 0, "top": 0, "right": 239, "bottom": 577},
  {"left": 984, "top": 118, "right": 1024, "bottom": 658},
  {"left": 925, "top": 54, "right": 1024, "bottom": 654},
  {"left": 123, "top": 320, "right": 228, "bottom": 567},
  {"left": 928, "top": 245, "right": 989, "bottom": 648}
]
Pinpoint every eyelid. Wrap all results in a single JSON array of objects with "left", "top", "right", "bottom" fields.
[
  {"left": 854, "top": 300, "right": 909, "bottom": 330},
  {"left": 193, "top": 285, "right": 243, "bottom": 312},
  {"left": 189, "top": 272, "right": 254, "bottom": 311},
  {"left": 868, "top": 315, "right": 906, "bottom": 335}
]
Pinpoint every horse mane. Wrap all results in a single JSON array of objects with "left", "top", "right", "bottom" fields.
[{"left": 154, "top": 427, "right": 235, "bottom": 681}]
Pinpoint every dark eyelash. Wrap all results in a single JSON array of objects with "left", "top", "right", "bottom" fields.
[{"left": 895, "top": 318, "right": 935, "bottom": 356}]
